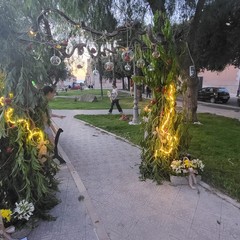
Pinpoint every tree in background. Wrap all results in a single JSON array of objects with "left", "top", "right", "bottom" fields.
[
  {"left": 195, "top": 0, "right": 240, "bottom": 71},
  {"left": 145, "top": 0, "right": 240, "bottom": 121}
]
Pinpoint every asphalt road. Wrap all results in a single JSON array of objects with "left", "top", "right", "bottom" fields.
[{"left": 194, "top": 99, "right": 240, "bottom": 121}]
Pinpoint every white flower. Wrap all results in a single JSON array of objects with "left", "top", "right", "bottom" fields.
[
  {"left": 13, "top": 200, "right": 34, "bottom": 221},
  {"left": 170, "top": 158, "right": 204, "bottom": 175}
]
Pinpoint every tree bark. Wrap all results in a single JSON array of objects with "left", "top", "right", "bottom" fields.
[
  {"left": 147, "top": 0, "right": 166, "bottom": 14},
  {"left": 182, "top": 72, "right": 199, "bottom": 122},
  {"left": 182, "top": 0, "right": 206, "bottom": 122}
]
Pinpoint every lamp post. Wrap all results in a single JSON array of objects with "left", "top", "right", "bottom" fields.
[{"left": 129, "top": 55, "right": 140, "bottom": 125}]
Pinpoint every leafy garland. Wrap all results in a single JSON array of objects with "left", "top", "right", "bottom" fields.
[
  {"left": 137, "top": 14, "right": 190, "bottom": 183},
  {"left": 0, "top": 2, "right": 60, "bottom": 229},
  {"left": 0, "top": 75, "right": 59, "bottom": 228}
]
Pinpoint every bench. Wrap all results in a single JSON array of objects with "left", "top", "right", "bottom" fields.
[{"left": 50, "top": 121, "right": 66, "bottom": 164}]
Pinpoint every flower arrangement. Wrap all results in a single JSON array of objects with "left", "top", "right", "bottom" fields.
[
  {"left": 170, "top": 157, "right": 204, "bottom": 176},
  {"left": 0, "top": 200, "right": 34, "bottom": 229}
]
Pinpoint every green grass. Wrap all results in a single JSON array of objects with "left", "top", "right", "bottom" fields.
[
  {"left": 50, "top": 89, "right": 149, "bottom": 110},
  {"left": 76, "top": 114, "right": 143, "bottom": 145},
  {"left": 188, "top": 113, "right": 240, "bottom": 199},
  {"left": 75, "top": 113, "right": 240, "bottom": 201}
]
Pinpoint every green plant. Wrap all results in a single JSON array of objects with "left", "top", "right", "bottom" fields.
[{"left": 137, "top": 14, "right": 189, "bottom": 183}]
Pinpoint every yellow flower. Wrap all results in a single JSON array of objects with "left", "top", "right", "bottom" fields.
[
  {"left": 0, "top": 209, "right": 12, "bottom": 222},
  {"left": 184, "top": 159, "right": 192, "bottom": 168}
]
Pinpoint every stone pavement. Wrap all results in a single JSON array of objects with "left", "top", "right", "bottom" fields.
[{"left": 28, "top": 106, "right": 240, "bottom": 240}]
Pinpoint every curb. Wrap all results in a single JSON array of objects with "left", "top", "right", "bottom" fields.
[
  {"left": 199, "top": 181, "right": 240, "bottom": 209},
  {"left": 58, "top": 144, "right": 111, "bottom": 240}
]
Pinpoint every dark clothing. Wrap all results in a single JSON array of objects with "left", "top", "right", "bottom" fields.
[
  {"left": 146, "top": 86, "right": 152, "bottom": 98},
  {"left": 109, "top": 99, "right": 123, "bottom": 113}
]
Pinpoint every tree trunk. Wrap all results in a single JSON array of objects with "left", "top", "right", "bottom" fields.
[
  {"left": 122, "top": 77, "right": 125, "bottom": 89},
  {"left": 182, "top": 72, "right": 199, "bottom": 122},
  {"left": 183, "top": 0, "right": 206, "bottom": 122}
]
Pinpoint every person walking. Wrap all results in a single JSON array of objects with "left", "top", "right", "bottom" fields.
[
  {"left": 146, "top": 85, "right": 152, "bottom": 98},
  {"left": 107, "top": 85, "right": 123, "bottom": 114}
]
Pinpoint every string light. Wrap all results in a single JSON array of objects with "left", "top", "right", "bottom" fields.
[
  {"left": 154, "top": 83, "right": 179, "bottom": 158},
  {"left": 4, "top": 106, "right": 48, "bottom": 158},
  {"left": 0, "top": 96, "right": 4, "bottom": 106},
  {"left": 28, "top": 30, "right": 37, "bottom": 37}
]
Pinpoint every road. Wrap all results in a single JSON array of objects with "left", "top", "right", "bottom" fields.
[{"left": 184, "top": 99, "right": 240, "bottom": 121}]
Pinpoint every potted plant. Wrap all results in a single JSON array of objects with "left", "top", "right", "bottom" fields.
[
  {"left": 1, "top": 200, "right": 36, "bottom": 238},
  {"left": 170, "top": 157, "right": 204, "bottom": 187},
  {"left": 1, "top": 199, "right": 35, "bottom": 239}
]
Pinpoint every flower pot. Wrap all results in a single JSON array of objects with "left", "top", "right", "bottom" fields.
[
  {"left": 170, "top": 175, "right": 201, "bottom": 186},
  {"left": 11, "top": 226, "right": 32, "bottom": 239}
]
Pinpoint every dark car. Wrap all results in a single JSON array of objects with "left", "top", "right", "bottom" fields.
[{"left": 197, "top": 87, "right": 230, "bottom": 103}]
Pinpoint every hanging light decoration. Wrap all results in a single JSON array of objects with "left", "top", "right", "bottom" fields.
[
  {"left": 104, "top": 61, "right": 114, "bottom": 71},
  {"left": 136, "top": 59, "right": 145, "bottom": 68},
  {"left": 121, "top": 49, "right": 134, "bottom": 62},
  {"left": 152, "top": 51, "right": 160, "bottom": 58},
  {"left": 124, "top": 63, "right": 131, "bottom": 71},
  {"left": 87, "top": 40, "right": 99, "bottom": 57},
  {"left": 152, "top": 45, "right": 160, "bottom": 58},
  {"left": 93, "top": 68, "right": 99, "bottom": 75},
  {"left": 90, "top": 48, "right": 97, "bottom": 54},
  {"left": 147, "top": 63, "right": 154, "bottom": 72},
  {"left": 50, "top": 55, "right": 61, "bottom": 66}
]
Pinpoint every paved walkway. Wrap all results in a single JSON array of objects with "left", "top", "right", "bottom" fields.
[{"left": 28, "top": 106, "right": 240, "bottom": 240}]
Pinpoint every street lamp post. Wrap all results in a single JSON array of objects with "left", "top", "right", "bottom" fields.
[{"left": 129, "top": 58, "right": 139, "bottom": 125}]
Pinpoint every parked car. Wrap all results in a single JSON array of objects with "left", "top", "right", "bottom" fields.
[{"left": 197, "top": 87, "right": 230, "bottom": 103}]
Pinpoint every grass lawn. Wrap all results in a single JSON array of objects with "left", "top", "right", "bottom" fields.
[
  {"left": 50, "top": 89, "right": 149, "bottom": 110},
  {"left": 75, "top": 113, "right": 240, "bottom": 202}
]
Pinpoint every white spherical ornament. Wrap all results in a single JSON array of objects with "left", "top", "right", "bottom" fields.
[
  {"left": 147, "top": 63, "right": 154, "bottom": 72},
  {"left": 124, "top": 63, "right": 131, "bottom": 71},
  {"left": 93, "top": 69, "right": 99, "bottom": 75},
  {"left": 136, "top": 59, "right": 145, "bottom": 68},
  {"left": 121, "top": 49, "right": 134, "bottom": 62},
  {"left": 152, "top": 51, "right": 160, "bottom": 58},
  {"left": 104, "top": 62, "right": 114, "bottom": 71},
  {"left": 50, "top": 55, "right": 61, "bottom": 66}
]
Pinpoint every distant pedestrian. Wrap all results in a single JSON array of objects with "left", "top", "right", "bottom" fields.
[
  {"left": 146, "top": 85, "right": 152, "bottom": 98},
  {"left": 107, "top": 85, "right": 123, "bottom": 114}
]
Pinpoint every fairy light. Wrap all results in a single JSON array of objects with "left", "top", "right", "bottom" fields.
[
  {"left": 28, "top": 30, "right": 37, "bottom": 37},
  {"left": 154, "top": 83, "right": 180, "bottom": 158},
  {"left": 0, "top": 97, "right": 4, "bottom": 106},
  {"left": 4, "top": 107, "right": 46, "bottom": 147}
]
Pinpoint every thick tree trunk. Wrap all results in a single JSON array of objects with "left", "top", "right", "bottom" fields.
[
  {"left": 182, "top": 72, "right": 199, "bottom": 122},
  {"left": 183, "top": 0, "right": 206, "bottom": 122}
]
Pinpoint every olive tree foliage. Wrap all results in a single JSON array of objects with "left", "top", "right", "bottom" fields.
[
  {"left": 0, "top": 0, "right": 63, "bottom": 220},
  {"left": 113, "top": 0, "right": 150, "bottom": 25},
  {"left": 195, "top": 0, "right": 240, "bottom": 71},
  {"left": 0, "top": 0, "right": 68, "bottom": 108},
  {"left": 0, "top": 0, "right": 47, "bottom": 109}
]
